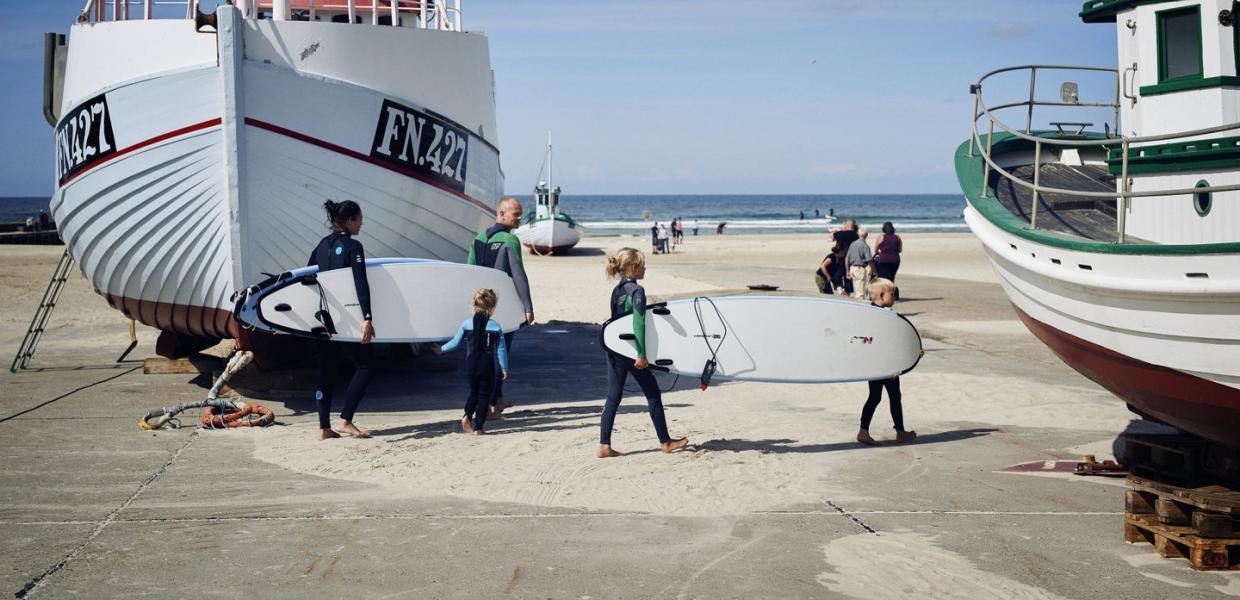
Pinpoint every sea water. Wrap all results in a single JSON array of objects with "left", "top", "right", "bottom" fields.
[
  {"left": 536, "top": 194, "right": 966, "bottom": 236},
  {"left": 0, "top": 194, "right": 967, "bottom": 235}
]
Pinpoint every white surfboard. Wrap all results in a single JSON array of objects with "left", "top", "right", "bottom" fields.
[
  {"left": 601, "top": 296, "right": 922, "bottom": 384},
  {"left": 235, "top": 258, "right": 525, "bottom": 342}
]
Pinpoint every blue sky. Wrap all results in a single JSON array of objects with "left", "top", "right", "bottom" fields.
[{"left": 1, "top": 0, "right": 1117, "bottom": 196}]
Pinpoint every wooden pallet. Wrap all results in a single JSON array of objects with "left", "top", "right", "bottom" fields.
[
  {"left": 1124, "top": 513, "right": 1240, "bottom": 570},
  {"left": 1126, "top": 475, "right": 1240, "bottom": 538},
  {"left": 1123, "top": 434, "right": 1205, "bottom": 486}
]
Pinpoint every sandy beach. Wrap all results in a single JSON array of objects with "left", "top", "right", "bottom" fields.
[{"left": 2, "top": 233, "right": 1236, "bottom": 599}]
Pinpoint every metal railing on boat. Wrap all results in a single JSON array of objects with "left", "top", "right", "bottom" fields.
[
  {"left": 78, "top": 0, "right": 462, "bottom": 31},
  {"left": 968, "top": 64, "right": 1240, "bottom": 243}
]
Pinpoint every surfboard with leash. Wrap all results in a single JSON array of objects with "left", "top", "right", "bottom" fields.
[
  {"left": 600, "top": 296, "right": 922, "bottom": 386},
  {"left": 234, "top": 258, "right": 525, "bottom": 342}
]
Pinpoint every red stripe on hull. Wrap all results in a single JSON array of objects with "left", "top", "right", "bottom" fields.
[
  {"left": 60, "top": 118, "right": 223, "bottom": 186},
  {"left": 243, "top": 118, "right": 496, "bottom": 216},
  {"left": 1011, "top": 305, "right": 1240, "bottom": 451}
]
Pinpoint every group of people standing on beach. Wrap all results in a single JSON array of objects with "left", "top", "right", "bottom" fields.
[
  {"left": 816, "top": 219, "right": 903, "bottom": 301},
  {"left": 650, "top": 216, "right": 692, "bottom": 254}
]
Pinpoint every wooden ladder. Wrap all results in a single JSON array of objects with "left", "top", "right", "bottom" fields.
[{"left": 10, "top": 248, "right": 74, "bottom": 372}]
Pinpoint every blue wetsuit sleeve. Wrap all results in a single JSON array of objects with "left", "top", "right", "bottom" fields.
[
  {"left": 491, "top": 320, "right": 509, "bottom": 371},
  {"left": 348, "top": 243, "right": 372, "bottom": 320},
  {"left": 440, "top": 319, "right": 470, "bottom": 353}
]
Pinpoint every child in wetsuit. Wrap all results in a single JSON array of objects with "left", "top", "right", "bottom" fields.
[
  {"left": 856, "top": 278, "right": 918, "bottom": 446},
  {"left": 439, "top": 289, "right": 509, "bottom": 435},
  {"left": 598, "top": 248, "right": 689, "bottom": 458}
]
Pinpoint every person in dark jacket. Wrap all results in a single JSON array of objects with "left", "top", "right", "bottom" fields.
[{"left": 309, "top": 200, "right": 374, "bottom": 441}]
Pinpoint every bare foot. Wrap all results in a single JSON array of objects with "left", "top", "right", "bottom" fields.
[
  {"left": 856, "top": 430, "right": 880, "bottom": 446},
  {"left": 896, "top": 430, "right": 918, "bottom": 443},
  {"left": 597, "top": 444, "right": 623, "bottom": 458},
  {"left": 336, "top": 421, "right": 371, "bottom": 439},
  {"left": 660, "top": 437, "right": 689, "bottom": 454},
  {"left": 472, "top": 428, "right": 485, "bottom": 436},
  {"left": 461, "top": 415, "right": 474, "bottom": 434},
  {"left": 320, "top": 428, "right": 341, "bottom": 441},
  {"left": 488, "top": 405, "right": 504, "bottom": 420}
]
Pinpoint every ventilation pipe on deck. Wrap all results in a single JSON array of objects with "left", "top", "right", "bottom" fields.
[{"left": 42, "top": 33, "right": 67, "bottom": 127}]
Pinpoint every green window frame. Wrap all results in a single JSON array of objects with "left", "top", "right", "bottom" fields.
[
  {"left": 1193, "top": 180, "right": 1212, "bottom": 216},
  {"left": 1156, "top": 5, "right": 1203, "bottom": 84}
]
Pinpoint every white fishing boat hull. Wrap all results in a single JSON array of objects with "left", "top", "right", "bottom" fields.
[
  {"left": 964, "top": 205, "right": 1240, "bottom": 450},
  {"left": 49, "top": 8, "right": 502, "bottom": 342},
  {"left": 514, "top": 217, "right": 582, "bottom": 253}
]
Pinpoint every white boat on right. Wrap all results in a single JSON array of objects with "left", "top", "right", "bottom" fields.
[{"left": 955, "top": 0, "right": 1240, "bottom": 465}]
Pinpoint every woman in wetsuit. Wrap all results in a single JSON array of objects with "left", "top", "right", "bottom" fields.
[
  {"left": 598, "top": 248, "right": 689, "bottom": 458},
  {"left": 309, "top": 200, "right": 375, "bottom": 441}
]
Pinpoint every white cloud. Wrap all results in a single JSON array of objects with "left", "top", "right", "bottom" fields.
[
  {"left": 987, "top": 22, "right": 1033, "bottom": 38},
  {"left": 809, "top": 163, "right": 865, "bottom": 176}
]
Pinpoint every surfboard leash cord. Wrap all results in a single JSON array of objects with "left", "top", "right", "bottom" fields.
[{"left": 692, "top": 297, "right": 727, "bottom": 390}]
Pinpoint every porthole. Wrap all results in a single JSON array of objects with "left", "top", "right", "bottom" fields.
[{"left": 1194, "top": 180, "right": 1212, "bottom": 216}]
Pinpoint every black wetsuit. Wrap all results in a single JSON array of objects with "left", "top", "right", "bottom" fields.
[
  {"left": 600, "top": 278, "right": 671, "bottom": 446},
  {"left": 859, "top": 304, "right": 906, "bottom": 433},
  {"left": 441, "top": 311, "right": 509, "bottom": 431},
  {"left": 308, "top": 231, "right": 373, "bottom": 430}
]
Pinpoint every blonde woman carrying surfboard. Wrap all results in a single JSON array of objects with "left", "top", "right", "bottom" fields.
[{"left": 598, "top": 248, "right": 689, "bottom": 458}]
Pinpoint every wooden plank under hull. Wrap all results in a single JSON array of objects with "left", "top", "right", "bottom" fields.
[{"left": 1012, "top": 304, "right": 1240, "bottom": 452}]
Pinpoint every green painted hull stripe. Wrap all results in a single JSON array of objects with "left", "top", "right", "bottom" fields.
[
  {"left": 1106, "top": 134, "right": 1240, "bottom": 175},
  {"left": 954, "top": 132, "right": 1240, "bottom": 255}
]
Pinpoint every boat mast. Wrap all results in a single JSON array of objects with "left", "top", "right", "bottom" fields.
[{"left": 547, "top": 130, "right": 555, "bottom": 216}]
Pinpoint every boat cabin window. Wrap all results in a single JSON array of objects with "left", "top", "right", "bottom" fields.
[
  {"left": 1157, "top": 6, "right": 1202, "bottom": 82},
  {"left": 1194, "top": 180, "right": 1212, "bottom": 216}
]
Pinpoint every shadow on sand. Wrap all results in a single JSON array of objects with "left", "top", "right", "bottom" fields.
[{"left": 694, "top": 428, "right": 996, "bottom": 454}]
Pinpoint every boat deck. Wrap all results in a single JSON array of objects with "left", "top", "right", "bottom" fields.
[{"left": 987, "top": 163, "right": 1149, "bottom": 243}]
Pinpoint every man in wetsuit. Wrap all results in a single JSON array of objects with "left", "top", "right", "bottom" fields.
[{"left": 467, "top": 196, "right": 534, "bottom": 416}]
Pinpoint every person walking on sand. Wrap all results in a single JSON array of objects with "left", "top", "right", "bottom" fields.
[
  {"left": 846, "top": 227, "right": 873, "bottom": 300},
  {"left": 309, "top": 200, "right": 374, "bottom": 441},
  {"left": 873, "top": 222, "right": 903, "bottom": 298},
  {"left": 437, "top": 289, "right": 509, "bottom": 435},
  {"left": 599, "top": 248, "right": 689, "bottom": 458},
  {"left": 856, "top": 279, "right": 918, "bottom": 445},
  {"left": 692, "top": 219, "right": 699, "bottom": 236},
  {"left": 468, "top": 197, "right": 534, "bottom": 417},
  {"left": 650, "top": 222, "right": 660, "bottom": 254}
]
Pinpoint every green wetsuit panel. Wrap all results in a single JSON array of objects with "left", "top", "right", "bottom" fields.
[{"left": 626, "top": 294, "right": 647, "bottom": 359}]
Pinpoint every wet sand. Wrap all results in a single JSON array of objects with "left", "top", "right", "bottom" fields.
[{"left": 1, "top": 234, "right": 1235, "bottom": 599}]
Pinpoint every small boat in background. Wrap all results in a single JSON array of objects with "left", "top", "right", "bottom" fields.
[{"left": 515, "top": 133, "right": 583, "bottom": 254}]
